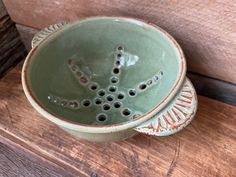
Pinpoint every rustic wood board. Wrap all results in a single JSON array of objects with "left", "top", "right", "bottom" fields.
[
  {"left": 0, "top": 63, "right": 236, "bottom": 177},
  {"left": 0, "top": 140, "right": 73, "bottom": 177},
  {"left": 0, "top": 0, "right": 26, "bottom": 77},
  {"left": 0, "top": 0, "right": 7, "bottom": 17},
  {"left": 2, "top": 0, "right": 236, "bottom": 84}
]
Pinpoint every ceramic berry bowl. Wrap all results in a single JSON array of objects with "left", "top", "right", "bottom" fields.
[{"left": 22, "top": 17, "right": 197, "bottom": 142}]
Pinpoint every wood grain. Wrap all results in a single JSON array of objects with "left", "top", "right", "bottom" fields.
[
  {"left": 0, "top": 62, "right": 236, "bottom": 177},
  {"left": 0, "top": 0, "right": 26, "bottom": 77},
  {"left": 0, "top": 0, "right": 7, "bottom": 17},
  {"left": 0, "top": 140, "right": 73, "bottom": 177},
  {"left": 2, "top": 0, "right": 236, "bottom": 84}
]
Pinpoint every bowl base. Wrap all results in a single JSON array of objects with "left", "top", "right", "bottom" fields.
[{"left": 60, "top": 126, "right": 138, "bottom": 142}]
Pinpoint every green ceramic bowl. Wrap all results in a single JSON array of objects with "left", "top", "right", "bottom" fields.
[{"left": 22, "top": 17, "right": 197, "bottom": 142}]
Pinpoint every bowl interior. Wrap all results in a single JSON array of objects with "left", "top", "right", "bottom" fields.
[{"left": 26, "top": 18, "right": 183, "bottom": 125}]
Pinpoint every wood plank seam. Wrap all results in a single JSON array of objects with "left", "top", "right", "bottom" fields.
[{"left": 0, "top": 130, "right": 87, "bottom": 177}]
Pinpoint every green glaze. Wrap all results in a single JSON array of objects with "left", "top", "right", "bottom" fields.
[{"left": 26, "top": 17, "right": 182, "bottom": 126}]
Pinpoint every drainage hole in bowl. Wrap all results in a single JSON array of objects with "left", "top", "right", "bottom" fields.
[
  {"left": 60, "top": 100, "right": 68, "bottom": 107},
  {"left": 128, "top": 89, "right": 136, "bottom": 97},
  {"left": 71, "top": 65, "right": 78, "bottom": 72},
  {"left": 76, "top": 71, "right": 82, "bottom": 77},
  {"left": 94, "top": 97, "right": 102, "bottom": 105},
  {"left": 113, "top": 101, "right": 122, "bottom": 109},
  {"left": 110, "top": 76, "right": 119, "bottom": 84},
  {"left": 117, "top": 53, "right": 122, "bottom": 58},
  {"left": 117, "top": 46, "right": 123, "bottom": 51},
  {"left": 147, "top": 79, "right": 152, "bottom": 86},
  {"left": 89, "top": 82, "right": 99, "bottom": 91},
  {"left": 106, "top": 95, "right": 114, "bottom": 102},
  {"left": 69, "top": 100, "right": 79, "bottom": 109},
  {"left": 153, "top": 75, "right": 159, "bottom": 82},
  {"left": 47, "top": 95, "right": 54, "bottom": 102},
  {"left": 113, "top": 68, "right": 120, "bottom": 75},
  {"left": 96, "top": 113, "right": 108, "bottom": 123},
  {"left": 117, "top": 92, "right": 125, "bottom": 100},
  {"left": 97, "top": 89, "right": 106, "bottom": 97},
  {"left": 80, "top": 76, "right": 89, "bottom": 85},
  {"left": 67, "top": 59, "right": 73, "bottom": 65},
  {"left": 108, "top": 86, "right": 117, "bottom": 93},
  {"left": 102, "top": 103, "right": 111, "bottom": 111},
  {"left": 82, "top": 99, "right": 91, "bottom": 107},
  {"left": 139, "top": 83, "right": 147, "bottom": 90},
  {"left": 116, "top": 60, "right": 121, "bottom": 66},
  {"left": 122, "top": 108, "right": 132, "bottom": 116},
  {"left": 53, "top": 97, "right": 60, "bottom": 104}
]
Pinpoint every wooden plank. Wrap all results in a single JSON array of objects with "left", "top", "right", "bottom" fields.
[
  {"left": 2, "top": 0, "right": 236, "bottom": 84},
  {"left": 187, "top": 72, "right": 236, "bottom": 105},
  {"left": 0, "top": 0, "right": 26, "bottom": 77},
  {"left": 0, "top": 139, "right": 74, "bottom": 177},
  {"left": 0, "top": 0, "right": 7, "bottom": 17},
  {"left": 0, "top": 63, "right": 236, "bottom": 177}
]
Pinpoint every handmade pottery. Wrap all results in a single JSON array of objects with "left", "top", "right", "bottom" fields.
[{"left": 22, "top": 17, "right": 197, "bottom": 142}]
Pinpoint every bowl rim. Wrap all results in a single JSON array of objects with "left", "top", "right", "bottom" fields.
[{"left": 22, "top": 16, "right": 186, "bottom": 133}]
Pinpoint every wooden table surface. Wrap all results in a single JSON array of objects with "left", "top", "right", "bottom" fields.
[{"left": 0, "top": 63, "right": 236, "bottom": 177}]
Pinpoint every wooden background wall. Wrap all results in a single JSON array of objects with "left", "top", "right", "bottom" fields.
[
  {"left": 2, "top": 0, "right": 236, "bottom": 104},
  {"left": 0, "top": 0, "right": 25, "bottom": 77}
]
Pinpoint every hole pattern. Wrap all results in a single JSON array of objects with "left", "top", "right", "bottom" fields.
[
  {"left": 137, "top": 71, "right": 164, "bottom": 92},
  {"left": 48, "top": 95, "right": 80, "bottom": 110},
  {"left": 68, "top": 60, "right": 91, "bottom": 86},
  {"left": 49, "top": 47, "right": 164, "bottom": 124},
  {"left": 112, "top": 46, "right": 125, "bottom": 76}
]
